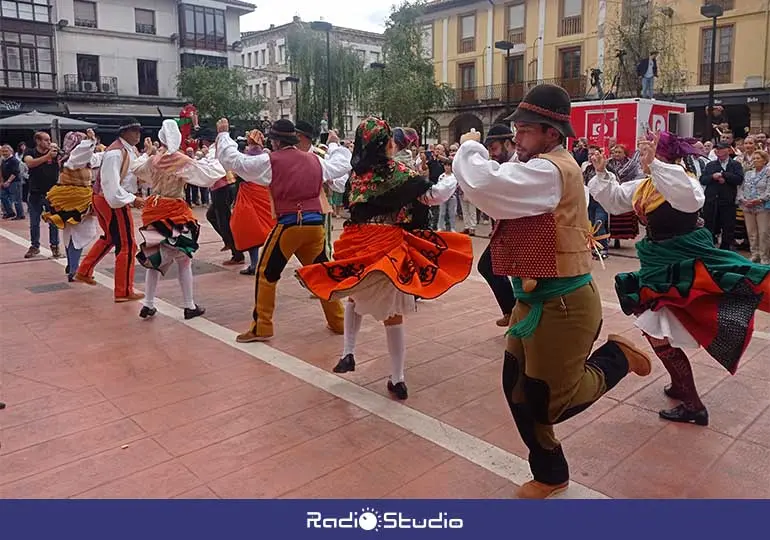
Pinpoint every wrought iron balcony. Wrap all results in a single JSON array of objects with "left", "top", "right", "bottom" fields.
[
  {"left": 558, "top": 15, "right": 583, "bottom": 36},
  {"left": 135, "top": 23, "right": 156, "bottom": 35},
  {"left": 444, "top": 76, "right": 587, "bottom": 108},
  {"left": 63, "top": 75, "right": 118, "bottom": 95},
  {"left": 507, "top": 28, "right": 525, "bottom": 45}
]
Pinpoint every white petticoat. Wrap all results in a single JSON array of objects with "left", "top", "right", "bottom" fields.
[
  {"left": 333, "top": 272, "right": 417, "bottom": 321},
  {"left": 62, "top": 215, "right": 99, "bottom": 250},
  {"left": 634, "top": 306, "right": 699, "bottom": 349}
]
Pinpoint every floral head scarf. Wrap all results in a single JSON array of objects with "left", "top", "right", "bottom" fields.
[
  {"left": 649, "top": 130, "right": 707, "bottom": 162},
  {"left": 59, "top": 131, "right": 87, "bottom": 167},
  {"left": 347, "top": 116, "right": 420, "bottom": 206}
]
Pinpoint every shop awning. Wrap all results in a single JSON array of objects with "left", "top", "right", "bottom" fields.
[{"left": 65, "top": 103, "right": 162, "bottom": 116}]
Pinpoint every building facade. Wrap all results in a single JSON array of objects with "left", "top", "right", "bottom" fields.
[
  {"left": 421, "top": 0, "right": 770, "bottom": 143},
  {"left": 0, "top": 0, "right": 254, "bottom": 136},
  {"left": 0, "top": 0, "right": 60, "bottom": 118},
  {"left": 239, "top": 16, "right": 383, "bottom": 131}
]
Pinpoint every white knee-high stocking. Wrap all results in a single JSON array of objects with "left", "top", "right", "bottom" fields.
[
  {"left": 385, "top": 323, "right": 406, "bottom": 383},
  {"left": 342, "top": 301, "right": 363, "bottom": 356},
  {"left": 177, "top": 257, "right": 196, "bottom": 309},
  {"left": 143, "top": 268, "right": 160, "bottom": 309}
]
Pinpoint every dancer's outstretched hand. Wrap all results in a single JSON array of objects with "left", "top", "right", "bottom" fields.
[
  {"left": 590, "top": 148, "right": 606, "bottom": 173},
  {"left": 216, "top": 118, "right": 230, "bottom": 133},
  {"left": 460, "top": 129, "right": 481, "bottom": 144},
  {"left": 638, "top": 131, "right": 660, "bottom": 172}
]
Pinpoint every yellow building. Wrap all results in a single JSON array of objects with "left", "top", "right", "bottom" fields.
[{"left": 419, "top": 0, "right": 770, "bottom": 143}]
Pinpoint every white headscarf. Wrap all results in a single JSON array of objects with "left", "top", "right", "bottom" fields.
[{"left": 158, "top": 119, "right": 182, "bottom": 153}]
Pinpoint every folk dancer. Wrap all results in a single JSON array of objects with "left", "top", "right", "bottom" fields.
[
  {"left": 131, "top": 119, "right": 227, "bottom": 320},
  {"left": 453, "top": 84, "right": 653, "bottom": 499},
  {"left": 215, "top": 118, "right": 351, "bottom": 343},
  {"left": 228, "top": 129, "right": 276, "bottom": 275},
  {"left": 74, "top": 118, "right": 147, "bottom": 302},
  {"left": 296, "top": 117, "right": 473, "bottom": 400},
  {"left": 42, "top": 131, "right": 101, "bottom": 282},
  {"left": 589, "top": 130, "right": 770, "bottom": 426},
  {"left": 475, "top": 125, "right": 518, "bottom": 327}
]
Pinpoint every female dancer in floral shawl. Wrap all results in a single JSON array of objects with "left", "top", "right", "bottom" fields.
[
  {"left": 589, "top": 131, "right": 770, "bottom": 426},
  {"left": 42, "top": 130, "right": 100, "bottom": 282},
  {"left": 296, "top": 117, "right": 474, "bottom": 400}
]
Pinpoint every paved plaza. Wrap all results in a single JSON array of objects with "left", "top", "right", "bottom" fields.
[{"left": 1, "top": 212, "right": 770, "bottom": 499}]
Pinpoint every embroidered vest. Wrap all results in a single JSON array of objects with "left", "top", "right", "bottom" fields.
[
  {"left": 268, "top": 147, "right": 324, "bottom": 217},
  {"left": 93, "top": 139, "right": 130, "bottom": 195},
  {"left": 489, "top": 148, "right": 592, "bottom": 278}
]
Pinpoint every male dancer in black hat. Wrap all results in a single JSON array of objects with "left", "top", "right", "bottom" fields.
[
  {"left": 454, "top": 84, "right": 652, "bottom": 498},
  {"left": 75, "top": 118, "right": 147, "bottom": 302},
  {"left": 478, "top": 125, "right": 518, "bottom": 327},
  {"left": 215, "top": 118, "right": 350, "bottom": 343}
]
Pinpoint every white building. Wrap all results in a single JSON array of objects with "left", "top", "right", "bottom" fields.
[
  {"left": 9, "top": 0, "right": 254, "bottom": 133},
  {"left": 239, "top": 16, "right": 384, "bottom": 133}
]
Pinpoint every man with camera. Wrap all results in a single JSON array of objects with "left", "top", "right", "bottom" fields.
[{"left": 23, "top": 131, "right": 62, "bottom": 259}]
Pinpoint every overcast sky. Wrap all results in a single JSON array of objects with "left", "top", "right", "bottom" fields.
[{"left": 239, "top": 0, "right": 398, "bottom": 34}]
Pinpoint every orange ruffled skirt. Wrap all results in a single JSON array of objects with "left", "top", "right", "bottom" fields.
[
  {"left": 296, "top": 223, "right": 473, "bottom": 306},
  {"left": 230, "top": 182, "right": 276, "bottom": 252}
]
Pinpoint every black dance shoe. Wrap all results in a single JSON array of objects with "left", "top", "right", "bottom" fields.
[
  {"left": 184, "top": 305, "right": 206, "bottom": 320},
  {"left": 139, "top": 306, "right": 157, "bottom": 319},
  {"left": 659, "top": 404, "right": 709, "bottom": 426},
  {"left": 387, "top": 380, "right": 408, "bottom": 400},
  {"left": 333, "top": 354, "right": 355, "bottom": 373}
]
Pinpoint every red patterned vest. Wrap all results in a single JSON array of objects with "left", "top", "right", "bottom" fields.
[
  {"left": 489, "top": 148, "right": 591, "bottom": 278},
  {"left": 268, "top": 147, "right": 324, "bottom": 217},
  {"left": 93, "top": 139, "right": 130, "bottom": 196}
]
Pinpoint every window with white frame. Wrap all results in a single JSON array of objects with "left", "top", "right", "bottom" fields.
[
  {"left": 74, "top": 0, "right": 97, "bottom": 28},
  {"left": 421, "top": 24, "right": 433, "bottom": 58}
]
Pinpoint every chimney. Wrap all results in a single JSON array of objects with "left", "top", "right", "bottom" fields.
[
  {"left": 293, "top": 16, "right": 300, "bottom": 23},
  {"left": 269, "top": 24, "right": 274, "bottom": 29}
]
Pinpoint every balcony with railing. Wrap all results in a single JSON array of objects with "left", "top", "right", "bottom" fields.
[
  {"left": 699, "top": 62, "right": 732, "bottom": 85},
  {"left": 507, "top": 28, "right": 525, "bottom": 45},
  {"left": 445, "top": 76, "right": 587, "bottom": 108},
  {"left": 63, "top": 75, "right": 118, "bottom": 95},
  {"left": 135, "top": 23, "right": 156, "bottom": 35},
  {"left": 558, "top": 15, "right": 583, "bottom": 36},
  {"left": 459, "top": 37, "right": 475, "bottom": 54},
  {"left": 74, "top": 18, "right": 97, "bottom": 28}
]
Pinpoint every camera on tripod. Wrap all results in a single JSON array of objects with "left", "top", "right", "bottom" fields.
[
  {"left": 590, "top": 68, "right": 603, "bottom": 86},
  {"left": 615, "top": 49, "right": 626, "bottom": 59}
]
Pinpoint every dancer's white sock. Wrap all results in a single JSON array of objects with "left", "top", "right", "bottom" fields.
[
  {"left": 385, "top": 323, "right": 406, "bottom": 383},
  {"left": 177, "top": 257, "right": 196, "bottom": 309},
  {"left": 144, "top": 268, "right": 160, "bottom": 309},
  {"left": 342, "top": 301, "right": 363, "bottom": 356}
]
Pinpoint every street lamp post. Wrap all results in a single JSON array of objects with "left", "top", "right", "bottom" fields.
[
  {"left": 495, "top": 40, "right": 515, "bottom": 114},
  {"left": 284, "top": 76, "right": 300, "bottom": 120},
  {"left": 700, "top": 3, "right": 724, "bottom": 132},
  {"left": 370, "top": 62, "right": 386, "bottom": 119},
  {"left": 311, "top": 21, "right": 333, "bottom": 130}
]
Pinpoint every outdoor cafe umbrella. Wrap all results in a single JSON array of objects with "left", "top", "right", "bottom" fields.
[{"left": 0, "top": 110, "right": 96, "bottom": 130}]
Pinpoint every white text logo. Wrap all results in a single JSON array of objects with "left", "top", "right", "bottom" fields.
[{"left": 306, "top": 507, "right": 464, "bottom": 531}]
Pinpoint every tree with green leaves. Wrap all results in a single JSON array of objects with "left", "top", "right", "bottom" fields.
[
  {"left": 177, "top": 65, "right": 264, "bottom": 125},
  {"left": 286, "top": 22, "right": 366, "bottom": 138},
  {"left": 602, "top": 1, "right": 687, "bottom": 99},
  {"left": 358, "top": 1, "right": 450, "bottom": 128}
]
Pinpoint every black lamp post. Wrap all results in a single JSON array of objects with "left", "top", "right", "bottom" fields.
[
  {"left": 284, "top": 75, "right": 300, "bottom": 120},
  {"left": 370, "top": 62, "right": 386, "bottom": 118},
  {"left": 700, "top": 3, "right": 724, "bottom": 124},
  {"left": 311, "top": 21, "right": 333, "bottom": 129},
  {"left": 495, "top": 40, "right": 515, "bottom": 113}
]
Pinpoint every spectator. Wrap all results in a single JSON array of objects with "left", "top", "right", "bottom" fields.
[
  {"left": 700, "top": 142, "right": 745, "bottom": 250},
  {"left": 737, "top": 150, "right": 770, "bottom": 264},
  {"left": 637, "top": 50, "right": 658, "bottom": 99},
  {"left": 1, "top": 144, "right": 25, "bottom": 220},
  {"left": 23, "top": 131, "right": 61, "bottom": 258}
]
